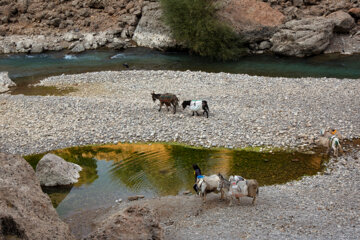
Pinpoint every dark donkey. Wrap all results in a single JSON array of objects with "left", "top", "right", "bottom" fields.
[
  {"left": 151, "top": 92, "right": 179, "bottom": 114},
  {"left": 182, "top": 100, "right": 209, "bottom": 118}
]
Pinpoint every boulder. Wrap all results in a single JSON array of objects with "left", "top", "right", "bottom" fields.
[
  {"left": 270, "top": 17, "right": 334, "bottom": 57},
  {"left": 84, "top": 206, "right": 163, "bottom": 240},
  {"left": 0, "top": 153, "right": 75, "bottom": 240},
  {"left": 107, "top": 38, "right": 128, "bottom": 50},
  {"left": 35, "top": 153, "right": 82, "bottom": 186},
  {"left": 0, "top": 72, "right": 16, "bottom": 93},
  {"left": 258, "top": 40, "right": 272, "bottom": 50},
  {"left": 132, "top": 2, "right": 178, "bottom": 50},
  {"left": 63, "top": 32, "right": 82, "bottom": 42},
  {"left": 349, "top": 8, "right": 360, "bottom": 19},
  {"left": 215, "top": 0, "right": 286, "bottom": 42},
  {"left": 293, "top": 0, "right": 304, "bottom": 7},
  {"left": 327, "top": 11, "right": 355, "bottom": 33},
  {"left": 30, "top": 42, "right": 44, "bottom": 53},
  {"left": 304, "top": 0, "right": 321, "bottom": 5},
  {"left": 324, "top": 32, "right": 360, "bottom": 54},
  {"left": 71, "top": 41, "right": 86, "bottom": 53}
]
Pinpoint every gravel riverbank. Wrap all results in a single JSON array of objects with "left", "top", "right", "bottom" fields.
[
  {"left": 0, "top": 70, "right": 359, "bottom": 239},
  {"left": 1, "top": 70, "right": 359, "bottom": 155}
]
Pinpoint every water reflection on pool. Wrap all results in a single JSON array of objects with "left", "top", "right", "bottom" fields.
[{"left": 25, "top": 143, "right": 327, "bottom": 218}]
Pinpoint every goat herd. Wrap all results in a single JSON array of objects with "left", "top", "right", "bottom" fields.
[
  {"left": 151, "top": 92, "right": 344, "bottom": 206},
  {"left": 151, "top": 92, "right": 210, "bottom": 118},
  {"left": 195, "top": 173, "right": 259, "bottom": 206}
]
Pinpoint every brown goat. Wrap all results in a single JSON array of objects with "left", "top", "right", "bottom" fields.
[{"left": 151, "top": 92, "right": 179, "bottom": 114}]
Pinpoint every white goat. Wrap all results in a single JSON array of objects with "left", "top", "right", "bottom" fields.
[
  {"left": 317, "top": 129, "right": 343, "bottom": 157},
  {"left": 218, "top": 174, "right": 259, "bottom": 206},
  {"left": 196, "top": 174, "right": 224, "bottom": 203}
]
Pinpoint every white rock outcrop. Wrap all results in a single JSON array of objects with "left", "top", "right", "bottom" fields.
[
  {"left": 132, "top": 2, "right": 178, "bottom": 50},
  {"left": 0, "top": 72, "right": 16, "bottom": 93},
  {"left": 270, "top": 17, "right": 334, "bottom": 57},
  {"left": 35, "top": 153, "right": 82, "bottom": 186}
]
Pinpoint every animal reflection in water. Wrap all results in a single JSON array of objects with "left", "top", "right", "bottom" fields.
[
  {"left": 151, "top": 92, "right": 179, "bottom": 114},
  {"left": 182, "top": 100, "right": 209, "bottom": 118}
]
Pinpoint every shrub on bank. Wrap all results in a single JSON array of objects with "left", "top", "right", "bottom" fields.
[{"left": 160, "top": 0, "right": 246, "bottom": 61}]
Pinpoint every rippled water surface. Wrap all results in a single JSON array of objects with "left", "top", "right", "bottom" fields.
[
  {"left": 25, "top": 143, "right": 327, "bottom": 218},
  {"left": 1, "top": 48, "right": 360, "bottom": 95}
]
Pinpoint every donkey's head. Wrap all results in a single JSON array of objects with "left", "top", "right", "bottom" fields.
[
  {"left": 151, "top": 91, "right": 158, "bottom": 102},
  {"left": 217, "top": 173, "right": 230, "bottom": 191}
]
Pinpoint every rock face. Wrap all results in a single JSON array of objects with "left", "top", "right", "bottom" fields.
[
  {"left": 132, "top": 2, "right": 178, "bottom": 50},
  {"left": 35, "top": 153, "right": 82, "bottom": 186},
  {"left": 84, "top": 206, "right": 163, "bottom": 240},
  {"left": 0, "top": 0, "right": 144, "bottom": 54},
  {"left": 270, "top": 17, "right": 334, "bottom": 57},
  {"left": 325, "top": 30, "right": 360, "bottom": 54},
  {"left": 0, "top": 72, "right": 16, "bottom": 93},
  {"left": 0, "top": 0, "right": 359, "bottom": 56},
  {"left": 349, "top": 8, "right": 360, "bottom": 20},
  {"left": 0, "top": 153, "right": 75, "bottom": 240},
  {"left": 216, "top": 0, "right": 286, "bottom": 43},
  {"left": 327, "top": 10, "right": 355, "bottom": 33}
]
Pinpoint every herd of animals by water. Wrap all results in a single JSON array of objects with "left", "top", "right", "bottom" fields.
[{"left": 1, "top": 48, "right": 359, "bottom": 239}]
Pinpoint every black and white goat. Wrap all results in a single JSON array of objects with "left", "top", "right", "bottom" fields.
[
  {"left": 317, "top": 128, "right": 343, "bottom": 157},
  {"left": 182, "top": 100, "right": 209, "bottom": 118}
]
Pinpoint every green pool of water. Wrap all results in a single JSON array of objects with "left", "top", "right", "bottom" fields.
[{"left": 25, "top": 142, "right": 327, "bottom": 218}]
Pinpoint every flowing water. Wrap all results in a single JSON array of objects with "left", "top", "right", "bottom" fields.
[
  {"left": 1, "top": 48, "right": 360, "bottom": 95},
  {"left": 25, "top": 143, "right": 327, "bottom": 218}
]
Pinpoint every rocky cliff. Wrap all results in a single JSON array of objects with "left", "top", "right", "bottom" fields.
[
  {"left": 0, "top": 153, "right": 75, "bottom": 240},
  {"left": 0, "top": 0, "right": 359, "bottom": 56}
]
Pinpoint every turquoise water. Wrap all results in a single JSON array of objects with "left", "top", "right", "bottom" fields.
[{"left": 1, "top": 48, "right": 359, "bottom": 91}]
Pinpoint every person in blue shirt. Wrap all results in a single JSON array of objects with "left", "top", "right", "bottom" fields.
[{"left": 192, "top": 164, "right": 202, "bottom": 193}]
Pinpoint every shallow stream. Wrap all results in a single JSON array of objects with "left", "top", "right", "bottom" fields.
[
  {"left": 25, "top": 143, "right": 327, "bottom": 218},
  {"left": 1, "top": 48, "right": 360, "bottom": 95}
]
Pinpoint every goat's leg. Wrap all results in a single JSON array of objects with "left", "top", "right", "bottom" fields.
[
  {"left": 195, "top": 111, "right": 200, "bottom": 116},
  {"left": 173, "top": 103, "right": 176, "bottom": 114},
  {"left": 326, "top": 147, "right": 331, "bottom": 156},
  {"left": 228, "top": 197, "right": 233, "bottom": 206},
  {"left": 204, "top": 110, "right": 208, "bottom": 118},
  {"left": 252, "top": 196, "right": 257, "bottom": 205},
  {"left": 333, "top": 147, "right": 338, "bottom": 157},
  {"left": 339, "top": 143, "right": 344, "bottom": 154},
  {"left": 192, "top": 111, "right": 195, "bottom": 116},
  {"left": 158, "top": 102, "right": 164, "bottom": 112},
  {"left": 203, "top": 193, "right": 206, "bottom": 203}
]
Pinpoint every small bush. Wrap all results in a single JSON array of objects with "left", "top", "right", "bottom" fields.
[{"left": 160, "top": 0, "right": 246, "bottom": 61}]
